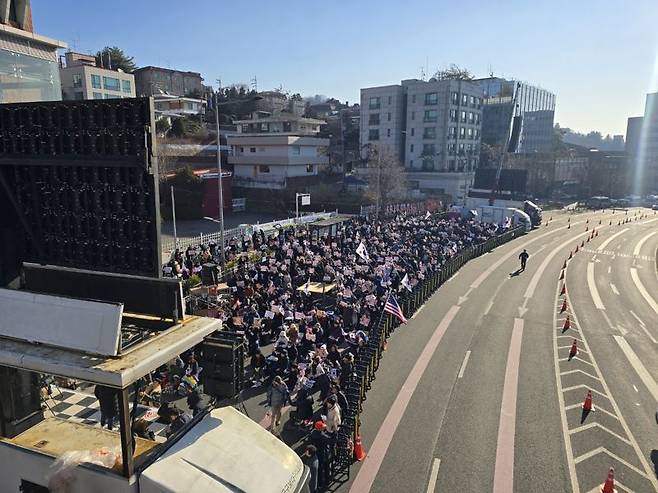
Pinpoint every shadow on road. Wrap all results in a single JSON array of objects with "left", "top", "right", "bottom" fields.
[
  {"left": 509, "top": 268, "right": 524, "bottom": 277},
  {"left": 580, "top": 408, "right": 592, "bottom": 424},
  {"left": 651, "top": 450, "right": 658, "bottom": 477}
]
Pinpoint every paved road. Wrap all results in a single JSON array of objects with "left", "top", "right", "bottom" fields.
[{"left": 334, "top": 208, "right": 658, "bottom": 493}]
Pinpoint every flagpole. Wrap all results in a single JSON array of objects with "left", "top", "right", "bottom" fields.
[{"left": 372, "top": 288, "right": 392, "bottom": 339}]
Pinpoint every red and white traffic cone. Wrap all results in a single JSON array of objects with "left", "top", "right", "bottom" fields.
[
  {"left": 600, "top": 467, "right": 616, "bottom": 493},
  {"left": 575, "top": 245, "right": 579, "bottom": 253},
  {"left": 569, "top": 339, "right": 578, "bottom": 358},
  {"left": 560, "top": 299, "right": 568, "bottom": 313},
  {"left": 582, "top": 389, "right": 594, "bottom": 412},
  {"left": 563, "top": 315, "right": 571, "bottom": 331},
  {"left": 562, "top": 260, "right": 567, "bottom": 270},
  {"left": 560, "top": 284, "right": 566, "bottom": 296},
  {"left": 568, "top": 251, "right": 573, "bottom": 260},
  {"left": 354, "top": 433, "right": 367, "bottom": 461},
  {"left": 559, "top": 270, "right": 565, "bottom": 281}
]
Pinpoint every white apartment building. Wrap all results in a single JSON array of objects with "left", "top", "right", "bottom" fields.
[
  {"left": 228, "top": 115, "right": 329, "bottom": 189},
  {"left": 60, "top": 51, "right": 135, "bottom": 101},
  {"left": 360, "top": 78, "right": 484, "bottom": 202}
]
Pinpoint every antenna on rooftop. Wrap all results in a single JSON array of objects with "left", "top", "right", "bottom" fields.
[
  {"left": 251, "top": 76, "right": 258, "bottom": 92},
  {"left": 488, "top": 64, "right": 494, "bottom": 78},
  {"left": 420, "top": 66, "right": 426, "bottom": 81}
]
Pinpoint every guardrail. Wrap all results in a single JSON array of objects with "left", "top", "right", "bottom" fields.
[{"left": 330, "top": 225, "right": 526, "bottom": 484}]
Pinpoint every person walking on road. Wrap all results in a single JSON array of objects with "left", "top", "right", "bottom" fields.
[
  {"left": 267, "top": 375, "right": 291, "bottom": 436},
  {"left": 519, "top": 249, "right": 529, "bottom": 271}
]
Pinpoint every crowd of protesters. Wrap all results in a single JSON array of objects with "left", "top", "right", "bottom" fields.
[{"left": 164, "top": 212, "right": 505, "bottom": 491}]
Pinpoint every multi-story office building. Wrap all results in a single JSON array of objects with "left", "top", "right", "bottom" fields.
[
  {"left": 360, "top": 78, "right": 483, "bottom": 201},
  {"left": 134, "top": 66, "right": 203, "bottom": 97},
  {"left": 0, "top": 0, "right": 66, "bottom": 103},
  {"left": 60, "top": 51, "right": 135, "bottom": 100},
  {"left": 474, "top": 77, "right": 556, "bottom": 153},
  {"left": 627, "top": 93, "right": 658, "bottom": 194}
]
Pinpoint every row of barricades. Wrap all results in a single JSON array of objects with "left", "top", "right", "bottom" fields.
[{"left": 330, "top": 225, "right": 526, "bottom": 483}]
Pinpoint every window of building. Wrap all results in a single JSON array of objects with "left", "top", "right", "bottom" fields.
[
  {"left": 410, "top": 144, "right": 414, "bottom": 152},
  {"left": 459, "top": 127, "right": 465, "bottom": 138},
  {"left": 72, "top": 74, "right": 82, "bottom": 88},
  {"left": 422, "top": 143, "right": 436, "bottom": 156},
  {"left": 412, "top": 95, "right": 416, "bottom": 104},
  {"left": 467, "top": 144, "right": 473, "bottom": 153},
  {"left": 468, "top": 128, "right": 474, "bottom": 139},
  {"left": 470, "top": 95, "right": 476, "bottom": 106},
  {"left": 448, "top": 143, "right": 456, "bottom": 155},
  {"left": 369, "top": 97, "right": 381, "bottom": 110},
  {"left": 411, "top": 111, "right": 415, "bottom": 121},
  {"left": 410, "top": 128, "right": 415, "bottom": 136},
  {"left": 387, "top": 112, "right": 391, "bottom": 121},
  {"left": 387, "top": 128, "right": 391, "bottom": 137},
  {"left": 73, "top": 92, "right": 83, "bottom": 100},
  {"left": 103, "top": 76, "right": 120, "bottom": 91},
  {"left": 259, "top": 165, "right": 270, "bottom": 173},
  {"left": 250, "top": 147, "right": 257, "bottom": 153},
  {"left": 369, "top": 129, "right": 379, "bottom": 141},
  {"left": 388, "top": 96, "right": 392, "bottom": 105},
  {"left": 369, "top": 113, "right": 380, "bottom": 125},
  {"left": 424, "top": 92, "right": 438, "bottom": 105},
  {"left": 306, "top": 164, "right": 314, "bottom": 173},
  {"left": 258, "top": 147, "right": 265, "bottom": 152},
  {"left": 474, "top": 129, "right": 480, "bottom": 139},
  {"left": 458, "top": 143, "right": 465, "bottom": 154},
  {"left": 292, "top": 145, "right": 301, "bottom": 155},
  {"left": 468, "top": 112, "right": 474, "bottom": 123},
  {"left": 103, "top": 94, "right": 114, "bottom": 99},
  {"left": 448, "top": 127, "right": 456, "bottom": 139},
  {"left": 460, "top": 111, "right": 466, "bottom": 122},
  {"left": 452, "top": 92, "right": 458, "bottom": 104},
  {"left": 450, "top": 109, "right": 457, "bottom": 122},
  {"left": 91, "top": 74, "right": 101, "bottom": 89},
  {"left": 409, "top": 159, "right": 413, "bottom": 167},
  {"left": 92, "top": 92, "right": 103, "bottom": 100},
  {"left": 122, "top": 79, "right": 131, "bottom": 93},
  {"left": 423, "top": 127, "right": 436, "bottom": 139},
  {"left": 423, "top": 110, "right": 437, "bottom": 123},
  {"left": 462, "top": 93, "right": 468, "bottom": 105}
]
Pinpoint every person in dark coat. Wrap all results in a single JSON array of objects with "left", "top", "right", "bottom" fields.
[
  {"left": 94, "top": 385, "right": 119, "bottom": 430},
  {"left": 301, "top": 444, "right": 319, "bottom": 493},
  {"left": 310, "top": 421, "right": 332, "bottom": 488}
]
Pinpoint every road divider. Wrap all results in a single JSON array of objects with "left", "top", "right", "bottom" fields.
[
  {"left": 613, "top": 336, "right": 658, "bottom": 402},
  {"left": 587, "top": 262, "right": 605, "bottom": 310}
]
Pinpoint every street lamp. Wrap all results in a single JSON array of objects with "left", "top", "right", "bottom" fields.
[{"left": 213, "top": 92, "right": 262, "bottom": 268}]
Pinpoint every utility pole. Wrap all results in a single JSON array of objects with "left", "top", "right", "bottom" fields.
[
  {"left": 215, "top": 86, "right": 225, "bottom": 267},
  {"left": 170, "top": 185, "right": 178, "bottom": 250}
]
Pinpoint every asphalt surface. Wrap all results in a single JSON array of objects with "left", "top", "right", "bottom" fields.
[{"left": 330, "top": 208, "right": 658, "bottom": 493}]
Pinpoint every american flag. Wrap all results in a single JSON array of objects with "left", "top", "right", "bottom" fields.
[{"left": 384, "top": 294, "right": 407, "bottom": 323}]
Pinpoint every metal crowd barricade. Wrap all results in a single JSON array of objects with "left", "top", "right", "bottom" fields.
[{"left": 330, "top": 225, "right": 525, "bottom": 485}]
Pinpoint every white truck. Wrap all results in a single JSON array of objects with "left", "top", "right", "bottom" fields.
[
  {"left": 453, "top": 205, "right": 532, "bottom": 232},
  {"left": 0, "top": 287, "right": 310, "bottom": 493}
]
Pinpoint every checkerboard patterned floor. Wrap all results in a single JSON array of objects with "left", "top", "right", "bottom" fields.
[{"left": 43, "top": 388, "right": 168, "bottom": 442}]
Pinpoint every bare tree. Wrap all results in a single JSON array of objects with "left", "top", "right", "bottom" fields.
[
  {"left": 361, "top": 145, "right": 409, "bottom": 213},
  {"left": 432, "top": 64, "right": 474, "bottom": 81}
]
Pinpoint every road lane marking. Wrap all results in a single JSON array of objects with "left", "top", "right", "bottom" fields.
[
  {"left": 607, "top": 266, "right": 611, "bottom": 274},
  {"left": 425, "top": 458, "right": 441, "bottom": 493},
  {"left": 411, "top": 304, "right": 426, "bottom": 320},
  {"left": 629, "top": 310, "right": 646, "bottom": 327},
  {"left": 597, "top": 228, "right": 629, "bottom": 251},
  {"left": 569, "top": 422, "right": 631, "bottom": 445},
  {"left": 493, "top": 318, "right": 523, "bottom": 493},
  {"left": 484, "top": 300, "right": 494, "bottom": 315},
  {"left": 633, "top": 384, "right": 639, "bottom": 393},
  {"left": 586, "top": 262, "right": 605, "bottom": 310},
  {"left": 633, "top": 231, "right": 657, "bottom": 256},
  {"left": 348, "top": 306, "right": 460, "bottom": 493},
  {"left": 641, "top": 217, "right": 658, "bottom": 225},
  {"left": 573, "top": 447, "right": 648, "bottom": 477},
  {"left": 613, "top": 336, "right": 658, "bottom": 402},
  {"left": 457, "top": 351, "right": 471, "bottom": 379},
  {"left": 630, "top": 268, "right": 658, "bottom": 316},
  {"left": 610, "top": 283, "right": 619, "bottom": 295}
]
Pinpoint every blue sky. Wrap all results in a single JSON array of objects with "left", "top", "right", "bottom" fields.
[{"left": 34, "top": 0, "right": 658, "bottom": 136}]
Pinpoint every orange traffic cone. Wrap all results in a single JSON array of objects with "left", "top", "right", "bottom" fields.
[
  {"left": 560, "top": 284, "right": 566, "bottom": 296},
  {"left": 586, "top": 219, "right": 589, "bottom": 224},
  {"left": 587, "top": 236, "right": 590, "bottom": 243},
  {"left": 569, "top": 339, "right": 578, "bottom": 358},
  {"left": 581, "top": 240, "right": 585, "bottom": 247},
  {"left": 583, "top": 389, "right": 594, "bottom": 412},
  {"left": 585, "top": 226, "right": 589, "bottom": 231},
  {"left": 595, "top": 231, "right": 598, "bottom": 237},
  {"left": 562, "top": 260, "right": 567, "bottom": 269},
  {"left": 575, "top": 245, "right": 579, "bottom": 253},
  {"left": 598, "top": 220, "right": 601, "bottom": 225},
  {"left": 354, "top": 433, "right": 367, "bottom": 461},
  {"left": 609, "top": 221, "right": 612, "bottom": 225},
  {"left": 563, "top": 315, "right": 571, "bottom": 330},
  {"left": 568, "top": 251, "right": 573, "bottom": 260},
  {"left": 567, "top": 224, "right": 571, "bottom": 229},
  {"left": 559, "top": 270, "right": 565, "bottom": 281},
  {"left": 560, "top": 299, "right": 568, "bottom": 313},
  {"left": 568, "top": 217, "right": 571, "bottom": 222},
  {"left": 600, "top": 467, "right": 616, "bottom": 493}
]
